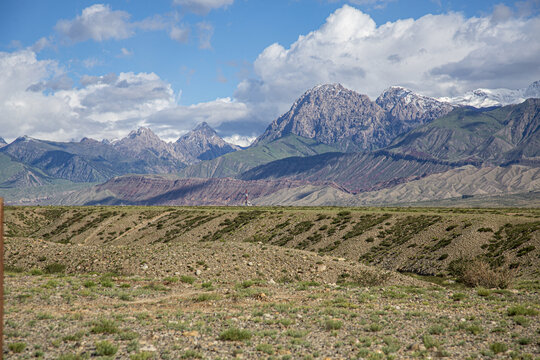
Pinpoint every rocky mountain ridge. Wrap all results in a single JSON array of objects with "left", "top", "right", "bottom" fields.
[
  {"left": 253, "top": 83, "right": 455, "bottom": 152},
  {"left": 0, "top": 123, "right": 239, "bottom": 185}
]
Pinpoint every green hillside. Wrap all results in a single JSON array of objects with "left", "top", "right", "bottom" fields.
[{"left": 177, "top": 134, "right": 339, "bottom": 179}]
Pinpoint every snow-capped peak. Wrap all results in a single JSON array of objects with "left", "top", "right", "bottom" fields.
[{"left": 439, "top": 80, "right": 540, "bottom": 108}]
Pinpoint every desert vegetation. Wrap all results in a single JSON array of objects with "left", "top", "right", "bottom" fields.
[{"left": 3, "top": 206, "right": 540, "bottom": 358}]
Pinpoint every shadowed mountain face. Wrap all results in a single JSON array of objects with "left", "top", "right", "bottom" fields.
[
  {"left": 253, "top": 84, "right": 454, "bottom": 152},
  {"left": 0, "top": 137, "right": 6, "bottom": 147}
]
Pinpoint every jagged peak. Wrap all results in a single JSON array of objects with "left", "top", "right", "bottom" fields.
[
  {"left": 192, "top": 122, "right": 217, "bottom": 135},
  {"left": 0, "top": 137, "right": 6, "bottom": 144},
  {"left": 127, "top": 127, "right": 158, "bottom": 139},
  {"left": 79, "top": 137, "right": 99, "bottom": 144},
  {"left": 14, "top": 135, "right": 36, "bottom": 142},
  {"left": 525, "top": 80, "right": 540, "bottom": 97}
]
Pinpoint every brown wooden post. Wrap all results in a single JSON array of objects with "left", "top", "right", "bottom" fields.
[{"left": 0, "top": 197, "right": 3, "bottom": 360}]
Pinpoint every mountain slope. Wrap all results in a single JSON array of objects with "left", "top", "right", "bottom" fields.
[
  {"left": 387, "top": 99, "right": 540, "bottom": 165},
  {"left": 176, "top": 134, "right": 338, "bottom": 179},
  {"left": 254, "top": 165, "right": 540, "bottom": 206},
  {"left": 0, "top": 134, "right": 185, "bottom": 183},
  {"left": 375, "top": 86, "right": 454, "bottom": 129},
  {"left": 240, "top": 151, "right": 455, "bottom": 193},
  {"left": 112, "top": 127, "right": 185, "bottom": 170},
  {"left": 0, "top": 153, "right": 52, "bottom": 188},
  {"left": 59, "top": 175, "right": 330, "bottom": 206},
  {"left": 174, "top": 122, "right": 239, "bottom": 163}
]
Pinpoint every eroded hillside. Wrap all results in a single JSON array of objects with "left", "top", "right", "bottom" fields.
[{"left": 5, "top": 206, "right": 540, "bottom": 278}]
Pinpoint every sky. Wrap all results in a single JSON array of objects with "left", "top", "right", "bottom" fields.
[{"left": 1, "top": 0, "right": 539, "bottom": 145}]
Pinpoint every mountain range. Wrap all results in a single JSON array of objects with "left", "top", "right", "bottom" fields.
[{"left": 1, "top": 80, "right": 539, "bottom": 206}]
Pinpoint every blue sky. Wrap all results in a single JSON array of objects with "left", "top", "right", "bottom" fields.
[{"left": 1, "top": 0, "right": 539, "bottom": 144}]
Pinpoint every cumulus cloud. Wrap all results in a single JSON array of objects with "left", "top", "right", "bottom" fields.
[
  {"left": 0, "top": 50, "right": 252, "bottom": 142},
  {"left": 55, "top": 4, "right": 133, "bottom": 43},
  {"left": 173, "top": 0, "right": 234, "bottom": 15},
  {"left": 0, "top": 50, "right": 178, "bottom": 142},
  {"left": 235, "top": 4, "right": 540, "bottom": 122}
]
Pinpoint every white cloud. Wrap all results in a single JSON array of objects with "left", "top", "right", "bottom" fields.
[
  {"left": 173, "top": 0, "right": 234, "bottom": 15},
  {"left": 0, "top": 50, "right": 252, "bottom": 143},
  {"left": 82, "top": 57, "right": 102, "bottom": 69},
  {"left": 145, "top": 97, "right": 249, "bottom": 140},
  {"left": 169, "top": 25, "right": 191, "bottom": 43},
  {"left": 235, "top": 4, "right": 540, "bottom": 122},
  {"left": 223, "top": 134, "right": 256, "bottom": 147},
  {"left": 196, "top": 22, "right": 214, "bottom": 49},
  {"left": 119, "top": 48, "right": 133, "bottom": 57},
  {"left": 55, "top": 4, "right": 133, "bottom": 43},
  {"left": 31, "top": 37, "right": 52, "bottom": 52},
  {"left": 0, "top": 50, "right": 177, "bottom": 142}
]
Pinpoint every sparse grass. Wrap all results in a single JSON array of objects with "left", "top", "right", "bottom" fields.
[
  {"left": 219, "top": 328, "right": 252, "bottom": 341},
  {"left": 4, "top": 206, "right": 540, "bottom": 359}
]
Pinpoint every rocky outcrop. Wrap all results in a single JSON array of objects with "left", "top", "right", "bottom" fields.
[
  {"left": 375, "top": 86, "right": 454, "bottom": 129},
  {"left": 174, "top": 122, "right": 239, "bottom": 163}
]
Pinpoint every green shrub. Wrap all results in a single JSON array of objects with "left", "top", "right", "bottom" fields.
[
  {"left": 324, "top": 319, "right": 343, "bottom": 331},
  {"left": 8, "top": 342, "right": 26, "bottom": 353},
  {"left": 256, "top": 343, "right": 274, "bottom": 355},
  {"left": 83, "top": 280, "right": 96, "bottom": 288},
  {"left": 95, "top": 341, "right": 118, "bottom": 356},
  {"left": 44, "top": 263, "right": 66, "bottom": 274},
  {"left": 507, "top": 306, "right": 538, "bottom": 316},
  {"left": 181, "top": 350, "right": 203, "bottom": 359},
  {"left": 490, "top": 342, "right": 507, "bottom": 354},
  {"left": 91, "top": 319, "right": 118, "bottom": 334},
  {"left": 130, "top": 352, "right": 154, "bottom": 360},
  {"left": 180, "top": 275, "right": 195, "bottom": 284}
]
